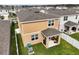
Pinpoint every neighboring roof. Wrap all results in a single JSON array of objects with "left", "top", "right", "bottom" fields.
[
  {"left": 47, "top": 8, "right": 79, "bottom": 16},
  {"left": 0, "top": 20, "right": 10, "bottom": 55},
  {"left": 0, "top": 6, "right": 12, "bottom": 11},
  {"left": 64, "top": 21, "right": 78, "bottom": 27},
  {"left": 17, "top": 8, "right": 79, "bottom": 22},
  {"left": 41, "top": 28, "right": 61, "bottom": 37},
  {"left": 17, "top": 7, "right": 40, "bottom": 13},
  {"left": 17, "top": 8, "right": 59, "bottom": 22}
]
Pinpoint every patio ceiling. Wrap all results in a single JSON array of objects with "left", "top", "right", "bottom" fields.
[
  {"left": 41, "top": 28, "right": 61, "bottom": 37},
  {"left": 64, "top": 21, "right": 78, "bottom": 27}
]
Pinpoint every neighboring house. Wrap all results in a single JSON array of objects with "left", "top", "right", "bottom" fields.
[
  {"left": 17, "top": 9, "right": 61, "bottom": 48},
  {"left": 0, "top": 12, "right": 9, "bottom": 20},
  {"left": 0, "top": 8, "right": 9, "bottom": 20},
  {"left": 0, "top": 6, "right": 16, "bottom": 20},
  {"left": 0, "top": 6, "right": 16, "bottom": 13},
  {"left": 0, "top": 20, "right": 10, "bottom": 55},
  {"left": 47, "top": 8, "right": 79, "bottom": 34}
]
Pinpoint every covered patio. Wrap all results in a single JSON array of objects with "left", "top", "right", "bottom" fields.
[
  {"left": 64, "top": 21, "right": 78, "bottom": 34},
  {"left": 41, "top": 28, "right": 61, "bottom": 48}
]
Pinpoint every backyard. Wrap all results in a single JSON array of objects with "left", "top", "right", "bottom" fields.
[
  {"left": 16, "top": 34, "right": 79, "bottom": 55},
  {"left": 70, "top": 33, "right": 79, "bottom": 41},
  {"left": 10, "top": 22, "right": 79, "bottom": 55},
  {"left": 32, "top": 39, "right": 79, "bottom": 55}
]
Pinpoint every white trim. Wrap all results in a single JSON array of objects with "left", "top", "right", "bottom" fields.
[
  {"left": 20, "top": 18, "right": 59, "bottom": 24},
  {"left": 22, "top": 27, "right": 47, "bottom": 36}
]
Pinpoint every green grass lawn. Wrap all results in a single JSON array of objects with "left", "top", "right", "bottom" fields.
[
  {"left": 9, "top": 22, "right": 17, "bottom": 55},
  {"left": 33, "top": 39, "right": 79, "bottom": 55},
  {"left": 70, "top": 33, "right": 79, "bottom": 41},
  {"left": 17, "top": 34, "right": 28, "bottom": 55}
]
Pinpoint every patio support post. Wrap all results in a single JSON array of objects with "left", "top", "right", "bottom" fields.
[
  {"left": 46, "top": 37, "right": 49, "bottom": 47},
  {"left": 76, "top": 25, "right": 78, "bottom": 32},
  {"left": 58, "top": 34, "right": 61, "bottom": 44},
  {"left": 69, "top": 27, "right": 71, "bottom": 34}
]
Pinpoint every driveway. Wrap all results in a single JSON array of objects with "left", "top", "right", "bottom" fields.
[{"left": 61, "top": 33, "right": 79, "bottom": 49}]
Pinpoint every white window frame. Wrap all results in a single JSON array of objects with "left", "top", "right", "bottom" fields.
[
  {"left": 64, "top": 16, "right": 68, "bottom": 21},
  {"left": 31, "top": 34, "right": 38, "bottom": 41},
  {"left": 48, "top": 19, "right": 54, "bottom": 28},
  {"left": 75, "top": 15, "right": 78, "bottom": 19}
]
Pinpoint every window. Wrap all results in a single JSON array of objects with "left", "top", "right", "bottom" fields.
[
  {"left": 35, "top": 34, "right": 38, "bottom": 39},
  {"left": 48, "top": 20, "right": 54, "bottom": 26},
  {"left": 31, "top": 34, "right": 38, "bottom": 40},
  {"left": 64, "top": 16, "right": 68, "bottom": 21},
  {"left": 75, "top": 15, "right": 78, "bottom": 19},
  {"left": 31, "top": 35, "right": 35, "bottom": 40}
]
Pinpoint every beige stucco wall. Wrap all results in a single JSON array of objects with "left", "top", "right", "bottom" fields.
[
  {"left": 21, "top": 19, "right": 59, "bottom": 34},
  {"left": 19, "top": 19, "right": 60, "bottom": 46},
  {"left": 21, "top": 20, "right": 48, "bottom": 34},
  {"left": 22, "top": 32, "right": 44, "bottom": 47}
]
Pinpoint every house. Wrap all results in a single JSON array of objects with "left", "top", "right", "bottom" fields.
[
  {"left": 0, "top": 6, "right": 16, "bottom": 20},
  {"left": 47, "top": 8, "right": 79, "bottom": 34},
  {"left": 0, "top": 6, "right": 15, "bottom": 13},
  {"left": 0, "top": 20, "right": 10, "bottom": 55},
  {"left": 0, "top": 7, "right": 9, "bottom": 20},
  {"left": 17, "top": 9, "right": 61, "bottom": 48}
]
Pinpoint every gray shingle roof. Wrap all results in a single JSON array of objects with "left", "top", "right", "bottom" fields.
[
  {"left": 47, "top": 8, "right": 79, "bottom": 16},
  {"left": 0, "top": 6, "right": 12, "bottom": 11},
  {"left": 41, "top": 28, "right": 61, "bottom": 37},
  {"left": 64, "top": 21, "right": 78, "bottom": 27},
  {"left": 0, "top": 20, "right": 10, "bottom": 55},
  {"left": 17, "top": 8, "right": 79, "bottom": 22},
  {"left": 16, "top": 8, "right": 59, "bottom": 22}
]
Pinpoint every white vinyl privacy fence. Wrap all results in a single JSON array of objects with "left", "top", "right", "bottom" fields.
[{"left": 61, "top": 33, "right": 79, "bottom": 49}]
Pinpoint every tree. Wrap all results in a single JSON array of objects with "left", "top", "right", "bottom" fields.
[{"left": 8, "top": 12, "right": 17, "bottom": 18}]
